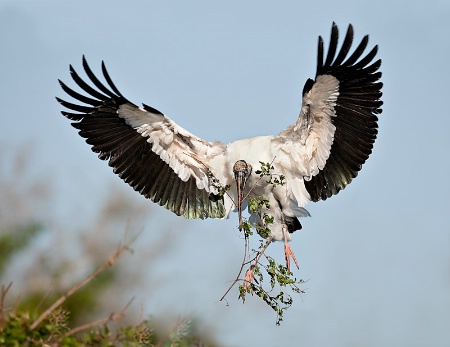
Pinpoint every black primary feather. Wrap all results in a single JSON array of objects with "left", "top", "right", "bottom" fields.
[
  {"left": 57, "top": 58, "right": 225, "bottom": 219},
  {"left": 304, "top": 23, "right": 383, "bottom": 202}
]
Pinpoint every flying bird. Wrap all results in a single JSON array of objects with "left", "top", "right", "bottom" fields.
[{"left": 57, "top": 23, "right": 382, "bottom": 269}]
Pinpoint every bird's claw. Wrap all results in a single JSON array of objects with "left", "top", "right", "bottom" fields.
[
  {"left": 243, "top": 267, "right": 254, "bottom": 291},
  {"left": 284, "top": 242, "right": 299, "bottom": 271}
]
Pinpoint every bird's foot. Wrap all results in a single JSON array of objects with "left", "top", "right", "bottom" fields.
[
  {"left": 282, "top": 224, "right": 299, "bottom": 271},
  {"left": 284, "top": 242, "right": 299, "bottom": 271},
  {"left": 242, "top": 267, "right": 254, "bottom": 291}
]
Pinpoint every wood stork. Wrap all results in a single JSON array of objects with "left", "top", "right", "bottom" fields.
[{"left": 57, "top": 23, "right": 382, "bottom": 269}]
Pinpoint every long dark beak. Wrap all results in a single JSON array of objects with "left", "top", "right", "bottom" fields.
[
  {"left": 233, "top": 160, "right": 252, "bottom": 231},
  {"left": 235, "top": 170, "right": 248, "bottom": 230}
]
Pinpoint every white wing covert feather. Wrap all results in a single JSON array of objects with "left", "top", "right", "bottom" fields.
[
  {"left": 118, "top": 103, "right": 226, "bottom": 190},
  {"left": 57, "top": 57, "right": 226, "bottom": 219},
  {"left": 275, "top": 23, "right": 382, "bottom": 206}
]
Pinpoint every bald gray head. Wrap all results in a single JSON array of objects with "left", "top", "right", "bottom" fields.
[{"left": 233, "top": 160, "right": 252, "bottom": 182}]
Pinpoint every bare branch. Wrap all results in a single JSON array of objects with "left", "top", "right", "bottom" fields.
[
  {"left": 242, "top": 237, "right": 272, "bottom": 291},
  {"left": 12, "top": 291, "right": 22, "bottom": 315},
  {"left": 0, "top": 282, "right": 13, "bottom": 330},
  {"left": 218, "top": 236, "right": 272, "bottom": 302},
  {"left": 66, "top": 297, "right": 134, "bottom": 336},
  {"left": 218, "top": 236, "right": 249, "bottom": 302},
  {"left": 35, "top": 281, "right": 54, "bottom": 314},
  {"left": 243, "top": 157, "right": 277, "bottom": 201},
  {"left": 29, "top": 240, "right": 134, "bottom": 331}
]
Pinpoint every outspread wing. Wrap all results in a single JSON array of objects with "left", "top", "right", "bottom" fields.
[
  {"left": 275, "top": 23, "right": 382, "bottom": 203},
  {"left": 57, "top": 56, "right": 226, "bottom": 219}
]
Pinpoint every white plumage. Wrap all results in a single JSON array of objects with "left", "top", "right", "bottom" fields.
[{"left": 58, "top": 23, "right": 383, "bottom": 256}]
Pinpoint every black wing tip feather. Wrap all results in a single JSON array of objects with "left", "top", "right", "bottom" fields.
[
  {"left": 305, "top": 23, "right": 383, "bottom": 202},
  {"left": 317, "top": 23, "right": 381, "bottom": 76},
  {"left": 142, "top": 103, "right": 164, "bottom": 115},
  {"left": 58, "top": 57, "right": 224, "bottom": 220},
  {"left": 101, "top": 60, "right": 125, "bottom": 98},
  {"left": 302, "top": 78, "right": 315, "bottom": 96}
]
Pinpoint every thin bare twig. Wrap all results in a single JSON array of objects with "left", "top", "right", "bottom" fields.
[
  {"left": 219, "top": 158, "right": 283, "bottom": 301},
  {"left": 0, "top": 282, "right": 12, "bottom": 312},
  {"left": 29, "top": 240, "right": 133, "bottom": 331},
  {"left": 242, "top": 237, "right": 272, "bottom": 290},
  {"left": 243, "top": 156, "right": 277, "bottom": 202},
  {"left": 0, "top": 282, "right": 13, "bottom": 330},
  {"left": 66, "top": 297, "right": 134, "bottom": 336},
  {"left": 138, "top": 302, "right": 144, "bottom": 326},
  {"left": 35, "top": 281, "right": 54, "bottom": 315},
  {"left": 219, "top": 236, "right": 272, "bottom": 302},
  {"left": 12, "top": 292, "right": 22, "bottom": 315},
  {"left": 218, "top": 235, "right": 249, "bottom": 302}
]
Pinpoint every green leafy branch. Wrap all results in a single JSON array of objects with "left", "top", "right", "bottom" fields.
[
  {"left": 236, "top": 222, "right": 305, "bottom": 325},
  {"left": 208, "top": 170, "right": 231, "bottom": 199},
  {"left": 248, "top": 196, "right": 273, "bottom": 239},
  {"left": 255, "top": 161, "right": 286, "bottom": 188},
  {"left": 218, "top": 161, "right": 304, "bottom": 325}
]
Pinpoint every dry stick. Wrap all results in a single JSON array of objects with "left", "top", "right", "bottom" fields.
[
  {"left": 246, "top": 237, "right": 272, "bottom": 276},
  {"left": 218, "top": 236, "right": 249, "bottom": 302},
  {"left": 35, "top": 281, "right": 54, "bottom": 314},
  {"left": 0, "top": 282, "right": 13, "bottom": 329},
  {"left": 138, "top": 302, "right": 144, "bottom": 326},
  {"left": 29, "top": 242, "right": 131, "bottom": 331},
  {"left": 243, "top": 175, "right": 264, "bottom": 203},
  {"left": 219, "top": 160, "right": 278, "bottom": 302},
  {"left": 66, "top": 297, "right": 134, "bottom": 336},
  {"left": 12, "top": 292, "right": 22, "bottom": 315},
  {"left": 218, "top": 236, "right": 272, "bottom": 302},
  {"left": 0, "top": 282, "right": 12, "bottom": 312},
  {"left": 243, "top": 156, "right": 278, "bottom": 202}
]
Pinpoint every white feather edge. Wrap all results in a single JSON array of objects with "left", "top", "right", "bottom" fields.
[
  {"left": 274, "top": 74, "right": 339, "bottom": 206},
  {"left": 117, "top": 103, "right": 226, "bottom": 191},
  {"left": 114, "top": 74, "right": 339, "bottom": 216}
]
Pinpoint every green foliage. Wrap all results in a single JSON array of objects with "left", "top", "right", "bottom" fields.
[
  {"left": 63, "top": 269, "right": 116, "bottom": 325},
  {"left": 0, "top": 223, "right": 220, "bottom": 347},
  {"left": 237, "top": 246, "right": 305, "bottom": 325},
  {"left": 1, "top": 308, "right": 213, "bottom": 347},
  {"left": 254, "top": 161, "right": 286, "bottom": 187},
  {"left": 221, "top": 161, "right": 305, "bottom": 325},
  {"left": 14, "top": 268, "right": 117, "bottom": 328},
  {"left": 239, "top": 217, "right": 253, "bottom": 238},
  {"left": 0, "top": 308, "right": 206, "bottom": 346},
  {"left": 207, "top": 170, "right": 230, "bottom": 198},
  {"left": 0, "top": 150, "right": 221, "bottom": 346},
  {"left": 247, "top": 196, "right": 273, "bottom": 238}
]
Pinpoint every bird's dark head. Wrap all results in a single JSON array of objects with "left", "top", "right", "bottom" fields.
[{"left": 233, "top": 160, "right": 252, "bottom": 183}]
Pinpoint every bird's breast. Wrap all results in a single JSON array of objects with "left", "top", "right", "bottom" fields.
[{"left": 225, "top": 136, "right": 275, "bottom": 170}]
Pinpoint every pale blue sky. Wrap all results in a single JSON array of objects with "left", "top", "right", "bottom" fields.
[{"left": 1, "top": 1, "right": 450, "bottom": 346}]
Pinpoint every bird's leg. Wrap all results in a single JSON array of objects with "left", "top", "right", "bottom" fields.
[
  {"left": 283, "top": 224, "right": 299, "bottom": 271},
  {"left": 243, "top": 236, "right": 272, "bottom": 291},
  {"left": 242, "top": 267, "right": 254, "bottom": 291}
]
